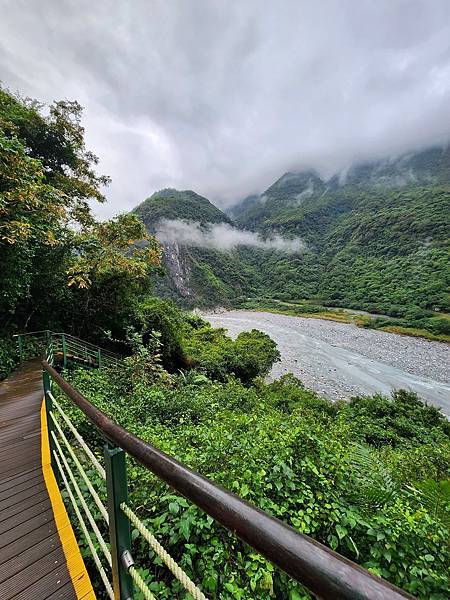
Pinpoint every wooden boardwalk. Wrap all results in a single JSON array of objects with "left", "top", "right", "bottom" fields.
[{"left": 0, "top": 361, "right": 93, "bottom": 600}]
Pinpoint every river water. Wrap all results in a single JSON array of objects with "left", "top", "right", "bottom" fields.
[{"left": 203, "top": 310, "right": 450, "bottom": 416}]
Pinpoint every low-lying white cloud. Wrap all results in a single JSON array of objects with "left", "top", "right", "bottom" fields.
[{"left": 155, "top": 219, "right": 306, "bottom": 253}]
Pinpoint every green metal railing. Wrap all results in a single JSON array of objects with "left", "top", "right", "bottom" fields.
[
  {"left": 14, "top": 330, "right": 121, "bottom": 369},
  {"left": 41, "top": 341, "right": 414, "bottom": 600}
]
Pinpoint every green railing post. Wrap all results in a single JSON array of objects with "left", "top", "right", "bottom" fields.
[
  {"left": 43, "top": 369, "right": 60, "bottom": 483},
  {"left": 97, "top": 348, "right": 102, "bottom": 369},
  {"left": 104, "top": 441, "right": 134, "bottom": 600},
  {"left": 61, "top": 333, "right": 67, "bottom": 368}
]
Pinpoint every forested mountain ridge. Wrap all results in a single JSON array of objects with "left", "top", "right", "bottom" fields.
[
  {"left": 229, "top": 146, "right": 450, "bottom": 229},
  {"left": 227, "top": 147, "right": 450, "bottom": 317},
  {"left": 133, "top": 146, "right": 449, "bottom": 322},
  {"left": 134, "top": 188, "right": 232, "bottom": 231}
]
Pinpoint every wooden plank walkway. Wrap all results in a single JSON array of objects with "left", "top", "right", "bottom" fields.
[{"left": 0, "top": 361, "right": 93, "bottom": 600}]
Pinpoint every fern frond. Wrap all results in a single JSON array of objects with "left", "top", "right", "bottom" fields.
[
  {"left": 407, "top": 479, "right": 450, "bottom": 529},
  {"left": 349, "top": 444, "right": 398, "bottom": 510}
]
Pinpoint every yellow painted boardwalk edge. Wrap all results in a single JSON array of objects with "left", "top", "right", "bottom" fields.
[{"left": 41, "top": 398, "right": 96, "bottom": 599}]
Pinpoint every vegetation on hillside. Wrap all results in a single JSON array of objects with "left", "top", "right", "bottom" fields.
[
  {"left": 133, "top": 152, "right": 450, "bottom": 340},
  {"left": 134, "top": 188, "right": 233, "bottom": 231},
  {"left": 233, "top": 163, "right": 450, "bottom": 325}
]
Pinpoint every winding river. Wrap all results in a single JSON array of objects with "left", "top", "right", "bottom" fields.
[{"left": 203, "top": 310, "right": 450, "bottom": 416}]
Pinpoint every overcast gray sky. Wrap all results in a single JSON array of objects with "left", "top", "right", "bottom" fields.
[{"left": 1, "top": 1, "right": 450, "bottom": 217}]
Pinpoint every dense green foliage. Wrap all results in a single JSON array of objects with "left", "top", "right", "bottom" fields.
[
  {"left": 103, "top": 297, "right": 280, "bottom": 382},
  {"left": 181, "top": 319, "right": 280, "bottom": 383},
  {"left": 0, "top": 335, "right": 17, "bottom": 379},
  {"left": 233, "top": 164, "right": 450, "bottom": 321},
  {"left": 314, "top": 187, "right": 450, "bottom": 315},
  {"left": 0, "top": 87, "right": 161, "bottom": 344},
  {"left": 56, "top": 329, "right": 450, "bottom": 599}
]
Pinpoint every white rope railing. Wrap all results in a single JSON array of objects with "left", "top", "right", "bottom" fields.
[
  {"left": 121, "top": 502, "right": 208, "bottom": 600},
  {"left": 49, "top": 391, "right": 106, "bottom": 479},
  {"left": 128, "top": 566, "right": 157, "bottom": 600},
  {"left": 52, "top": 448, "right": 114, "bottom": 600},
  {"left": 44, "top": 358, "right": 205, "bottom": 599},
  {"left": 51, "top": 431, "right": 112, "bottom": 566},
  {"left": 52, "top": 424, "right": 160, "bottom": 600},
  {"left": 50, "top": 411, "right": 109, "bottom": 523},
  {"left": 45, "top": 342, "right": 54, "bottom": 365}
]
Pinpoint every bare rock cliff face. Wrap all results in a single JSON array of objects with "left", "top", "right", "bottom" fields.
[{"left": 162, "top": 241, "right": 192, "bottom": 298}]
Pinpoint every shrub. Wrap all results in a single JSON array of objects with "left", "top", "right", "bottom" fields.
[
  {"left": 233, "top": 329, "right": 280, "bottom": 381},
  {"left": 134, "top": 297, "right": 185, "bottom": 370},
  {"left": 0, "top": 336, "right": 17, "bottom": 379},
  {"left": 182, "top": 325, "right": 280, "bottom": 383}
]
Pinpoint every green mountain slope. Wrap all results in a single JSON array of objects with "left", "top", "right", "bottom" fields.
[
  {"left": 133, "top": 146, "right": 450, "bottom": 325},
  {"left": 228, "top": 146, "right": 450, "bottom": 316},
  {"left": 230, "top": 146, "right": 450, "bottom": 230},
  {"left": 134, "top": 188, "right": 232, "bottom": 231},
  {"left": 134, "top": 189, "right": 255, "bottom": 305}
]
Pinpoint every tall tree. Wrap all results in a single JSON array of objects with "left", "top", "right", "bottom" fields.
[{"left": 0, "top": 88, "right": 161, "bottom": 335}]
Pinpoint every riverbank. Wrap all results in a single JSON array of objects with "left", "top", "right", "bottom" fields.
[
  {"left": 203, "top": 310, "right": 450, "bottom": 415},
  {"left": 232, "top": 300, "right": 450, "bottom": 343}
]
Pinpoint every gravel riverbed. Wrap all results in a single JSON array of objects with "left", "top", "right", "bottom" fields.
[{"left": 203, "top": 310, "right": 450, "bottom": 415}]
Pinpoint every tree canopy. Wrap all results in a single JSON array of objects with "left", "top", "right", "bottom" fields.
[{"left": 0, "top": 87, "right": 161, "bottom": 336}]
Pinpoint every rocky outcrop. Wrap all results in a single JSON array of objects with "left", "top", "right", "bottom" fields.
[{"left": 162, "top": 241, "right": 192, "bottom": 298}]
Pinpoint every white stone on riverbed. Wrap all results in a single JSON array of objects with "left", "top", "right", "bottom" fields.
[{"left": 202, "top": 310, "right": 450, "bottom": 416}]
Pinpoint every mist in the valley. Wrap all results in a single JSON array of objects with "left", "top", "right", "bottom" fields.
[{"left": 155, "top": 219, "right": 306, "bottom": 253}]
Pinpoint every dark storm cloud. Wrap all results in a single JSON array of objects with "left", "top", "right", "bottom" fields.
[{"left": 1, "top": 0, "right": 450, "bottom": 217}]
